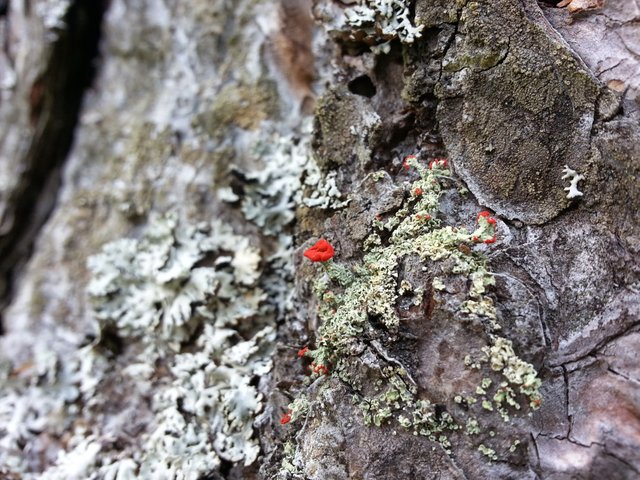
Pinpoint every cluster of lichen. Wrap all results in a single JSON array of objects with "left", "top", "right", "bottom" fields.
[
  {"left": 87, "top": 213, "right": 275, "bottom": 474},
  {"left": 344, "top": 0, "right": 424, "bottom": 51},
  {"left": 284, "top": 155, "right": 541, "bottom": 462}
]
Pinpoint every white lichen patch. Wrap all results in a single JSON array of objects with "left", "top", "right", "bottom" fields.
[
  {"left": 0, "top": 339, "right": 109, "bottom": 477},
  {"left": 0, "top": 213, "right": 277, "bottom": 479},
  {"left": 344, "top": 0, "right": 424, "bottom": 45},
  {"left": 40, "top": 437, "right": 102, "bottom": 480},
  {"left": 239, "top": 121, "right": 349, "bottom": 233},
  {"left": 84, "top": 213, "right": 274, "bottom": 475},
  {"left": 87, "top": 212, "right": 264, "bottom": 348},
  {"left": 561, "top": 165, "right": 585, "bottom": 199}
]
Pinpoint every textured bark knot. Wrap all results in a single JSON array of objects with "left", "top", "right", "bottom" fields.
[{"left": 303, "top": 239, "right": 335, "bottom": 262}]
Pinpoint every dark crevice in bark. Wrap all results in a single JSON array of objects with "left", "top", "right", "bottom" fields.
[
  {"left": 606, "top": 366, "right": 640, "bottom": 386},
  {"left": 348, "top": 75, "right": 377, "bottom": 98},
  {"left": 530, "top": 433, "right": 542, "bottom": 469},
  {"left": 0, "top": 0, "right": 107, "bottom": 333}
]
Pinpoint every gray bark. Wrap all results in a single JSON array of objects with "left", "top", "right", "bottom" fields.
[{"left": 0, "top": 0, "right": 638, "bottom": 479}]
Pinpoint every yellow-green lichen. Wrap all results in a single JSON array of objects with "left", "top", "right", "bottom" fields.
[
  {"left": 478, "top": 443, "right": 498, "bottom": 461},
  {"left": 284, "top": 155, "right": 541, "bottom": 462}
]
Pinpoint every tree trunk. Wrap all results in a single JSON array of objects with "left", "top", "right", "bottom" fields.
[{"left": 0, "top": 0, "right": 638, "bottom": 478}]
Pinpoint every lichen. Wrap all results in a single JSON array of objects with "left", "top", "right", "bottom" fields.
[
  {"left": 561, "top": 165, "right": 585, "bottom": 199},
  {"left": 344, "top": 0, "right": 424, "bottom": 46},
  {"left": 282, "top": 154, "right": 541, "bottom": 467},
  {"left": 478, "top": 443, "right": 498, "bottom": 461},
  {"left": 233, "top": 120, "right": 349, "bottom": 239},
  {"left": 0, "top": 338, "right": 108, "bottom": 477},
  {"left": 86, "top": 213, "right": 274, "bottom": 474},
  {"left": 0, "top": 212, "right": 277, "bottom": 479}
]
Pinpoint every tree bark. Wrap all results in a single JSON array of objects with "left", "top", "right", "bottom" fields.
[{"left": 0, "top": 0, "right": 638, "bottom": 479}]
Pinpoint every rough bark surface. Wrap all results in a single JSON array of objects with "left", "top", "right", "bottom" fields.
[{"left": 0, "top": 0, "right": 639, "bottom": 479}]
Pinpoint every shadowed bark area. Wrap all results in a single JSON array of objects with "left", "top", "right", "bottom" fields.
[
  {"left": 0, "top": 0, "right": 638, "bottom": 479},
  {"left": 0, "top": 0, "right": 106, "bottom": 332}
]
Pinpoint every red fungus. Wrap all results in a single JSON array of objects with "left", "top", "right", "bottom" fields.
[
  {"left": 428, "top": 158, "right": 448, "bottom": 170},
  {"left": 403, "top": 154, "right": 416, "bottom": 170},
  {"left": 280, "top": 411, "right": 292, "bottom": 425},
  {"left": 477, "top": 211, "right": 492, "bottom": 221},
  {"left": 303, "top": 239, "right": 334, "bottom": 262}
]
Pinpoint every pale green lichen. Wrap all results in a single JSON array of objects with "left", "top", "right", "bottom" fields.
[
  {"left": 478, "top": 443, "right": 498, "bottom": 461},
  {"left": 238, "top": 120, "right": 349, "bottom": 238},
  {"left": 279, "top": 440, "right": 305, "bottom": 478},
  {"left": 483, "top": 336, "right": 542, "bottom": 407},
  {"left": 283, "top": 155, "right": 541, "bottom": 465},
  {"left": 0, "top": 342, "right": 108, "bottom": 478},
  {"left": 465, "top": 418, "right": 481, "bottom": 435},
  {"left": 85, "top": 213, "right": 274, "bottom": 475},
  {"left": 432, "top": 276, "right": 446, "bottom": 290},
  {"left": 87, "top": 212, "right": 263, "bottom": 348},
  {"left": 372, "top": 170, "right": 386, "bottom": 182}
]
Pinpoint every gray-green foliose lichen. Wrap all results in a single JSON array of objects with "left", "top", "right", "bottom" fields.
[
  {"left": 0, "top": 212, "right": 277, "bottom": 479},
  {"left": 280, "top": 155, "right": 541, "bottom": 469},
  {"left": 87, "top": 213, "right": 274, "bottom": 475},
  {"left": 0, "top": 116, "right": 349, "bottom": 478},
  {"left": 237, "top": 120, "right": 349, "bottom": 235}
]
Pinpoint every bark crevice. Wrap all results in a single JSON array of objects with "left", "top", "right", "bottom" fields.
[{"left": 0, "top": 0, "right": 106, "bottom": 332}]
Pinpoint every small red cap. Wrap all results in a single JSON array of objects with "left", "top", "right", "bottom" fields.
[{"left": 304, "top": 239, "right": 335, "bottom": 262}]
